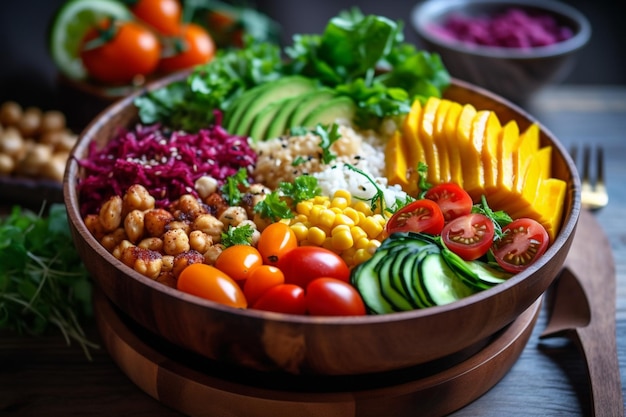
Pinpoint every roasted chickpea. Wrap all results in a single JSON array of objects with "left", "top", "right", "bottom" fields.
[
  {"left": 219, "top": 206, "right": 248, "bottom": 228},
  {"left": 0, "top": 101, "right": 22, "bottom": 126},
  {"left": 138, "top": 237, "right": 164, "bottom": 252},
  {"left": 189, "top": 230, "right": 212, "bottom": 253},
  {"left": 172, "top": 250, "right": 204, "bottom": 278},
  {"left": 0, "top": 153, "right": 15, "bottom": 174},
  {"left": 18, "top": 107, "right": 42, "bottom": 138},
  {"left": 163, "top": 228, "right": 190, "bottom": 255},
  {"left": 194, "top": 175, "right": 218, "bottom": 199},
  {"left": 144, "top": 208, "right": 174, "bottom": 237},
  {"left": 40, "top": 110, "right": 66, "bottom": 133},
  {"left": 203, "top": 243, "right": 224, "bottom": 265},
  {"left": 84, "top": 214, "right": 107, "bottom": 241},
  {"left": 192, "top": 214, "right": 224, "bottom": 242},
  {"left": 99, "top": 195, "right": 123, "bottom": 232},
  {"left": 123, "top": 184, "right": 155, "bottom": 216},
  {"left": 101, "top": 228, "right": 128, "bottom": 253},
  {"left": 124, "top": 209, "right": 145, "bottom": 243}
]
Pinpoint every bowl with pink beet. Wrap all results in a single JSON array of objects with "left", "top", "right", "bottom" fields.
[{"left": 411, "top": 0, "right": 591, "bottom": 104}]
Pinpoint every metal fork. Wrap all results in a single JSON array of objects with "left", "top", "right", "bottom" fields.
[{"left": 571, "top": 145, "right": 609, "bottom": 210}]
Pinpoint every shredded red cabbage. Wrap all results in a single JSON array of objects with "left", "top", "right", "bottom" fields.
[{"left": 77, "top": 117, "right": 256, "bottom": 216}]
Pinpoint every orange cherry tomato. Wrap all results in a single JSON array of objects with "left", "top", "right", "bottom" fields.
[
  {"left": 80, "top": 19, "right": 160, "bottom": 85},
  {"left": 128, "top": 0, "right": 182, "bottom": 36},
  {"left": 256, "top": 222, "right": 298, "bottom": 265},
  {"left": 159, "top": 23, "right": 215, "bottom": 73},
  {"left": 205, "top": 9, "right": 245, "bottom": 48},
  {"left": 214, "top": 245, "right": 263, "bottom": 283},
  {"left": 177, "top": 263, "right": 247, "bottom": 308},
  {"left": 243, "top": 265, "right": 285, "bottom": 305}
]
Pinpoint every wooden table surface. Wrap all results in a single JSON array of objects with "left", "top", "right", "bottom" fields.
[{"left": 1, "top": 85, "right": 625, "bottom": 416}]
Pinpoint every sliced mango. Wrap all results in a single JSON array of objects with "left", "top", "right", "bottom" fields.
[
  {"left": 457, "top": 105, "right": 483, "bottom": 199},
  {"left": 513, "top": 123, "right": 541, "bottom": 195},
  {"left": 402, "top": 99, "right": 427, "bottom": 195},
  {"left": 385, "top": 131, "right": 410, "bottom": 190},
  {"left": 524, "top": 178, "right": 567, "bottom": 242},
  {"left": 433, "top": 99, "right": 453, "bottom": 183},
  {"left": 480, "top": 112, "right": 503, "bottom": 196},
  {"left": 443, "top": 101, "right": 465, "bottom": 187},
  {"left": 419, "top": 97, "right": 441, "bottom": 182}
]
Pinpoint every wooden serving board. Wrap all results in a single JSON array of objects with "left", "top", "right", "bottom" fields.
[{"left": 93, "top": 290, "right": 542, "bottom": 417}]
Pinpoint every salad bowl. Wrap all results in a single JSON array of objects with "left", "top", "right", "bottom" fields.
[{"left": 63, "top": 73, "right": 580, "bottom": 376}]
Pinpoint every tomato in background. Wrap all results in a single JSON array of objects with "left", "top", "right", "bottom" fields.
[
  {"left": 424, "top": 183, "right": 473, "bottom": 221},
  {"left": 80, "top": 19, "right": 160, "bottom": 85},
  {"left": 257, "top": 222, "right": 297, "bottom": 265},
  {"left": 277, "top": 246, "right": 350, "bottom": 289},
  {"left": 205, "top": 9, "right": 244, "bottom": 48},
  {"left": 306, "top": 278, "right": 366, "bottom": 316},
  {"left": 177, "top": 263, "right": 247, "bottom": 308},
  {"left": 159, "top": 23, "right": 215, "bottom": 73},
  {"left": 386, "top": 199, "right": 445, "bottom": 236},
  {"left": 214, "top": 245, "right": 263, "bottom": 283},
  {"left": 127, "top": 0, "right": 182, "bottom": 36},
  {"left": 252, "top": 284, "right": 306, "bottom": 315},
  {"left": 243, "top": 265, "right": 285, "bottom": 305},
  {"left": 492, "top": 218, "right": 549, "bottom": 273},
  {"left": 441, "top": 213, "right": 495, "bottom": 260}
]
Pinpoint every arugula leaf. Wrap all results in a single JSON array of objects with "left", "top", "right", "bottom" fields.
[
  {"left": 220, "top": 168, "right": 250, "bottom": 205},
  {"left": 221, "top": 224, "right": 255, "bottom": 247},
  {"left": 279, "top": 175, "right": 321, "bottom": 204},
  {"left": 0, "top": 204, "right": 97, "bottom": 359}
]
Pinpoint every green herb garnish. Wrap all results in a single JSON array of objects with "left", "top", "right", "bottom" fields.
[
  {"left": 314, "top": 123, "right": 341, "bottom": 164},
  {"left": 344, "top": 163, "right": 389, "bottom": 214},
  {"left": 221, "top": 224, "right": 255, "bottom": 247},
  {"left": 0, "top": 204, "right": 97, "bottom": 359},
  {"left": 416, "top": 161, "right": 431, "bottom": 198},
  {"left": 472, "top": 195, "right": 513, "bottom": 239},
  {"left": 254, "top": 191, "right": 295, "bottom": 222},
  {"left": 279, "top": 175, "right": 322, "bottom": 204},
  {"left": 221, "top": 168, "right": 250, "bottom": 205}
]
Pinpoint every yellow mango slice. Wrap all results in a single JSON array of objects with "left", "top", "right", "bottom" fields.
[
  {"left": 480, "top": 112, "right": 503, "bottom": 196},
  {"left": 488, "top": 120, "right": 521, "bottom": 206},
  {"left": 385, "top": 131, "right": 410, "bottom": 190},
  {"left": 521, "top": 146, "right": 552, "bottom": 205},
  {"left": 419, "top": 97, "right": 441, "bottom": 182},
  {"left": 443, "top": 101, "right": 465, "bottom": 187},
  {"left": 522, "top": 178, "right": 566, "bottom": 242},
  {"left": 433, "top": 99, "right": 453, "bottom": 183},
  {"left": 402, "top": 100, "right": 426, "bottom": 195},
  {"left": 513, "top": 123, "right": 541, "bottom": 194},
  {"left": 459, "top": 106, "right": 484, "bottom": 200}
]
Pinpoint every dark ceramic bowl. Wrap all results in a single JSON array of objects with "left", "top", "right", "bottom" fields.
[
  {"left": 411, "top": 0, "right": 591, "bottom": 104},
  {"left": 63, "top": 75, "right": 581, "bottom": 376}
]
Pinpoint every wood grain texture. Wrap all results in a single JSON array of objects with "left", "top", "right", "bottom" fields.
[{"left": 62, "top": 78, "right": 580, "bottom": 376}]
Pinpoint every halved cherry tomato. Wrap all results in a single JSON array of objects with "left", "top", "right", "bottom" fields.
[
  {"left": 306, "top": 278, "right": 366, "bottom": 316},
  {"left": 276, "top": 246, "right": 350, "bottom": 289},
  {"left": 214, "top": 245, "right": 263, "bottom": 283},
  {"left": 159, "top": 23, "right": 215, "bottom": 73},
  {"left": 177, "top": 263, "right": 247, "bottom": 308},
  {"left": 252, "top": 284, "right": 306, "bottom": 315},
  {"left": 424, "top": 183, "right": 473, "bottom": 221},
  {"left": 80, "top": 20, "right": 161, "bottom": 85},
  {"left": 243, "top": 265, "right": 285, "bottom": 305},
  {"left": 492, "top": 218, "right": 549, "bottom": 273},
  {"left": 441, "top": 213, "right": 495, "bottom": 260},
  {"left": 386, "top": 199, "right": 445, "bottom": 235},
  {"left": 256, "top": 222, "right": 298, "bottom": 265},
  {"left": 127, "top": 0, "right": 182, "bottom": 36}
]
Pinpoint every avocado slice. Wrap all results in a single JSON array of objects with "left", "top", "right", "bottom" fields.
[
  {"left": 234, "top": 76, "right": 318, "bottom": 137},
  {"left": 248, "top": 99, "right": 288, "bottom": 142},
  {"left": 288, "top": 88, "right": 337, "bottom": 129},
  {"left": 224, "top": 84, "right": 268, "bottom": 133},
  {"left": 301, "top": 96, "right": 357, "bottom": 128},
  {"left": 264, "top": 95, "right": 305, "bottom": 140}
]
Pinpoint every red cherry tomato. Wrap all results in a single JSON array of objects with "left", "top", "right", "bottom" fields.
[
  {"left": 424, "top": 183, "right": 473, "bottom": 221},
  {"left": 252, "top": 284, "right": 306, "bottom": 315},
  {"left": 257, "top": 222, "right": 298, "bottom": 265},
  {"left": 243, "top": 265, "right": 285, "bottom": 305},
  {"left": 80, "top": 20, "right": 161, "bottom": 85},
  {"left": 276, "top": 246, "right": 350, "bottom": 289},
  {"left": 306, "top": 278, "right": 366, "bottom": 316},
  {"left": 492, "top": 218, "right": 549, "bottom": 273},
  {"left": 386, "top": 199, "right": 445, "bottom": 235},
  {"left": 159, "top": 23, "right": 215, "bottom": 73},
  {"left": 213, "top": 245, "right": 263, "bottom": 283},
  {"left": 441, "top": 213, "right": 495, "bottom": 260},
  {"left": 129, "top": 0, "right": 182, "bottom": 36},
  {"left": 177, "top": 263, "right": 247, "bottom": 308}
]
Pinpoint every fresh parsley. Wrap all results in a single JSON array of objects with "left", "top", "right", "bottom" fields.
[
  {"left": 221, "top": 168, "right": 250, "bottom": 205},
  {"left": 254, "top": 192, "right": 294, "bottom": 222},
  {"left": 279, "top": 175, "right": 322, "bottom": 204},
  {"left": 221, "top": 224, "right": 255, "bottom": 247}
]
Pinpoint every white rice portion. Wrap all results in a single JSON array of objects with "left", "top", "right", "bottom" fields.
[{"left": 252, "top": 123, "right": 409, "bottom": 207}]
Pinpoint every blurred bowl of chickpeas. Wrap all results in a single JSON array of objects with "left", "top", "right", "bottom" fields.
[{"left": 0, "top": 100, "right": 77, "bottom": 209}]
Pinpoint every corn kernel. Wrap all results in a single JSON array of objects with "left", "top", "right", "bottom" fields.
[
  {"left": 360, "top": 216, "right": 383, "bottom": 238},
  {"left": 350, "top": 226, "right": 368, "bottom": 242},
  {"left": 331, "top": 228, "right": 354, "bottom": 251},
  {"left": 330, "top": 196, "right": 349, "bottom": 210},
  {"left": 330, "top": 207, "right": 343, "bottom": 215},
  {"left": 293, "top": 214, "right": 308, "bottom": 224},
  {"left": 318, "top": 208, "right": 336, "bottom": 229},
  {"left": 290, "top": 222, "right": 309, "bottom": 241},
  {"left": 353, "top": 248, "right": 373, "bottom": 265},
  {"left": 367, "top": 239, "right": 382, "bottom": 253},
  {"left": 342, "top": 207, "right": 360, "bottom": 224},
  {"left": 355, "top": 236, "right": 371, "bottom": 250},
  {"left": 313, "top": 195, "right": 330, "bottom": 206},
  {"left": 309, "top": 204, "right": 324, "bottom": 224},
  {"left": 296, "top": 201, "right": 313, "bottom": 216},
  {"left": 308, "top": 226, "right": 326, "bottom": 246},
  {"left": 352, "top": 201, "right": 373, "bottom": 216},
  {"left": 372, "top": 213, "right": 387, "bottom": 226},
  {"left": 333, "top": 189, "right": 352, "bottom": 203},
  {"left": 331, "top": 224, "right": 351, "bottom": 236},
  {"left": 333, "top": 213, "right": 355, "bottom": 228}
]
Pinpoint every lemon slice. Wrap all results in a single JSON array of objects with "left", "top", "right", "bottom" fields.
[{"left": 49, "top": 0, "right": 132, "bottom": 80}]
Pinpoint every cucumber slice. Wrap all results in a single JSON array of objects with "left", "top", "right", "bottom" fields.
[
  {"left": 49, "top": 0, "right": 132, "bottom": 79},
  {"left": 351, "top": 249, "right": 396, "bottom": 314},
  {"left": 376, "top": 251, "right": 414, "bottom": 311},
  {"left": 419, "top": 253, "right": 476, "bottom": 306},
  {"left": 441, "top": 247, "right": 512, "bottom": 290}
]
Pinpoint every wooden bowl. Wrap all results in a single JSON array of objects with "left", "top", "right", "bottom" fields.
[{"left": 63, "top": 75, "right": 581, "bottom": 376}]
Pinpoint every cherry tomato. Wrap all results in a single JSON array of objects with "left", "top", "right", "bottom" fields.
[
  {"left": 252, "top": 284, "right": 306, "bottom": 315},
  {"left": 492, "top": 218, "right": 549, "bottom": 273},
  {"left": 177, "top": 263, "right": 247, "bottom": 308},
  {"left": 243, "top": 265, "right": 285, "bottom": 305},
  {"left": 277, "top": 246, "right": 350, "bottom": 289},
  {"left": 205, "top": 9, "right": 245, "bottom": 48},
  {"left": 424, "top": 183, "right": 473, "bottom": 221},
  {"left": 441, "top": 213, "right": 495, "bottom": 260},
  {"left": 159, "top": 23, "right": 215, "bottom": 73},
  {"left": 80, "top": 20, "right": 161, "bottom": 85},
  {"left": 386, "top": 199, "right": 445, "bottom": 235},
  {"left": 129, "top": 0, "right": 182, "bottom": 36},
  {"left": 257, "top": 222, "right": 298, "bottom": 265},
  {"left": 214, "top": 245, "right": 263, "bottom": 283},
  {"left": 306, "top": 278, "right": 366, "bottom": 316}
]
